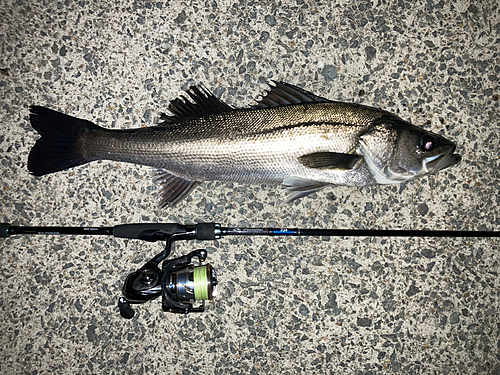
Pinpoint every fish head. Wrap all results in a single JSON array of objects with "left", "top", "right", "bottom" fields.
[{"left": 358, "top": 117, "right": 461, "bottom": 184}]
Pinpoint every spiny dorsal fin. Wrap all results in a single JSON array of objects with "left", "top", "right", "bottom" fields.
[
  {"left": 252, "top": 81, "right": 332, "bottom": 109},
  {"left": 160, "top": 85, "right": 234, "bottom": 124}
]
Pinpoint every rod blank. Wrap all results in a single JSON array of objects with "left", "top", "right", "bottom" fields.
[{"left": 1, "top": 222, "right": 498, "bottom": 240}]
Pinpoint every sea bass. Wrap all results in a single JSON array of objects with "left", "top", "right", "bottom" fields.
[{"left": 28, "top": 82, "right": 461, "bottom": 207}]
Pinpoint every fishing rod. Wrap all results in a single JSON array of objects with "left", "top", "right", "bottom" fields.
[{"left": 1, "top": 222, "right": 498, "bottom": 319}]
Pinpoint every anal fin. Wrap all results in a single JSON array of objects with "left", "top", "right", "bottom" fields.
[
  {"left": 152, "top": 169, "right": 199, "bottom": 208},
  {"left": 283, "top": 176, "right": 331, "bottom": 203}
]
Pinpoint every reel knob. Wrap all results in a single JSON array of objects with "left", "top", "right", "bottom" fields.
[{"left": 118, "top": 297, "right": 135, "bottom": 319}]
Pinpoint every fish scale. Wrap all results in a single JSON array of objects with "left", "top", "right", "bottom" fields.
[{"left": 27, "top": 82, "right": 461, "bottom": 207}]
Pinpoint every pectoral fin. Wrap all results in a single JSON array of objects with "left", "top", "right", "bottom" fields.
[
  {"left": 298, "top": 152, "right": 361, "bottom": 170},
  {"left": 151, "top": 169, "right": 199, "bottom": 208},
  {"left": 283, "top": 176, "right": 331, "bottom": 203}
]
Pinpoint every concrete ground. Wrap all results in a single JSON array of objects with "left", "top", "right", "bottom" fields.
[{"left": 0, "top": 0, "right": 499, "bottom": 374}]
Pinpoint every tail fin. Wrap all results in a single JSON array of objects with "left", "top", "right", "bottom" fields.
[{"left": 28, "top": 106, "right": 100, "bottom": 176}]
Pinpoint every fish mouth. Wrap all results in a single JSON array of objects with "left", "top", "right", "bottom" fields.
[{"left": 424, "top": 145, "right": 462, "bottom": 172}]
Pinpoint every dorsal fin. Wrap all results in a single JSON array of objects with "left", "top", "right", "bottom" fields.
[
  {"left": 160, "top": 85, "right": 234, "bottom": 124},
  {"left": 252, "top": 81, "right": 332, "bottom": 109}
]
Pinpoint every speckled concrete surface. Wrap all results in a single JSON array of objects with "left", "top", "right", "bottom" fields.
[{"left": 1, "top": 1, "right": 499, "bottom": 374}]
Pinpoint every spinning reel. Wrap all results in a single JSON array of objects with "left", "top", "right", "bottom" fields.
[
  {"left": 105, "top": 223, "right": 221, "bottom": 318},
  {"left": 118, "top": 234, "right": 218, "bottom": 318}
]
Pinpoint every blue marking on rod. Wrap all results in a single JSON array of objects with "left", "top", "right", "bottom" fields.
[{"left": 273, "top": 229, "right": 296, "bottom": 235}]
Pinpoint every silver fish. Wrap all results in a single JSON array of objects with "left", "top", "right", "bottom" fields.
[{"left": 28, "top": 82, "right": 461, "bottom": 207}]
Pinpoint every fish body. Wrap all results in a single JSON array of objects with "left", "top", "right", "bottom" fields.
[{"left": 28, "top": 82, "right": 461, "bottom": 206}]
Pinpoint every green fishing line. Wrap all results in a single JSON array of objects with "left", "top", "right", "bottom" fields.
[{"left": 193, "top": 266, "right": 209, "bottom": 300}]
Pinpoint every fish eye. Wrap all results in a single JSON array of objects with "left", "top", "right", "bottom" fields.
[{"left": 419, "top": 135, "right": 435, "bottom": 151}]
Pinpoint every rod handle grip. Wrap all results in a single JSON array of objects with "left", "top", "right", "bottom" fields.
[
  {"left": 112, "top": 223, "right": 186, "bottom": 241},
  {"left": 0, "top": 223, "right": 10, "bottom": 237}
]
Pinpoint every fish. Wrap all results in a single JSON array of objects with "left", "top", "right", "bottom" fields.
[{"left": 28, "top": 82, "right": 461, "bottom": 207}]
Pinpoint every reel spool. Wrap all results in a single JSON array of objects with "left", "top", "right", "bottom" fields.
[{"left": 167, "top": 263, "right": 218, "bottom": 303}]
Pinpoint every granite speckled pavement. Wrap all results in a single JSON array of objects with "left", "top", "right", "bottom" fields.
[{"left": 1, "top": 1, "right": 499, "bottom": 374}]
